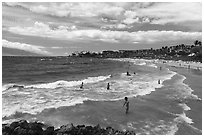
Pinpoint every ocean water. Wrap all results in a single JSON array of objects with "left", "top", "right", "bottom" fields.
[{"left": 2, "top": 56, "right": 202, "bottom": 135}]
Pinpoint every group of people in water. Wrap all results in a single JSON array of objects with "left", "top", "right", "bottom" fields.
[{"left": 79, "top": 66, "right": 163, "bottom": 114}]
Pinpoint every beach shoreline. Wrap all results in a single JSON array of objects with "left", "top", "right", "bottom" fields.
[
  {"left": 108, "top": 58, "right": 202, "bottom": 134},
  {"left": 168, "top": 67, "right": 202, "bottom": 135},
  {"left": 2, "top": 57, "right": 202, "bottom": 135}
]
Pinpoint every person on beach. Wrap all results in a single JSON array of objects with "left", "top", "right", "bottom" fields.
[
  {"left": 123, "top": 97, "right": 129, "bottom": 114},
  {"left": 80, "top": 82, "right": 83, "bottom": 89},
  {"left": 127, "top": 71, "right": 131, "bottom": 76},
  {"left": 107, "top": 83, "right": 110, "bottom": 90},
  {"left": 158, "top": 79, "right": 160, "bottom": 84}
]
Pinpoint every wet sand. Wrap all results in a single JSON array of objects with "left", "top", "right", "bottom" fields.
[{"left": 168, "top": 66, "right": 202, "bottom": 134}]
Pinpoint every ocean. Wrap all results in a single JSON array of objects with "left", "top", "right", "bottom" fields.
[{"left": 2, "top": 56, "right": 202, "bottom": 135}]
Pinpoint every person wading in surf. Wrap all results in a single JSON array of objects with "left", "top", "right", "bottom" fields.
[
  {"left": 107, "top": 83, "right": 110, "bottom": 90},
  {"left": 123, "top": 97, "right": 129, "bottom": 114},
  {"left": 80, "top": 82, "right": 84, "bottom": 89}
]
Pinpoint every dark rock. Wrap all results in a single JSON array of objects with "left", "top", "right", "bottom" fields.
[
  {"left": 13, "top": 126, "right": 27, "bottom": 135},
  {"left": 58, "top": 123, "right": 74, "bottom": 134},
  {"left": 94, "top": 124, "right": 101, "bottom": 130},
  {"left": 77, "top": 124, "right": 85, "bottom": 129},
  {"left": 2, "top": 120, "right": 136, "bottom": 135},
  {"left": 85, "top": 125, "right": 93, "bottom": 131},
  {"left": 84, "top": 126, "right": 94, "bottom": 134},
  {"left": 27, "top": 129, "right": 36, "bottom": 135},
  {"left": 10, "top": 121, "right": 20, "bottom": 130},
  {"left": 106, "top": 126, "right": 114, "bottom": 134},
  {"left": 19, "top": 120, "right": 29, "bottom": 129},
  {"left": 28, "top": 122, "right": 43, "bottom": 135},
  {"left": 2, "top": 124, "right": 12, "bottom": 135},
  {"left": 44, "top": 126, "right": 54, "bottom": 135}
]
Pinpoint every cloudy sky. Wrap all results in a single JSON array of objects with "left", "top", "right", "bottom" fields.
[{"left": 2, "top": 2, "right": 202, "bottom": 56}]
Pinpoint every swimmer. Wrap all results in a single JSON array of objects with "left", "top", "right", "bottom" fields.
[{"left": 160, "top": 66, "right": 162, "bottom": 71}]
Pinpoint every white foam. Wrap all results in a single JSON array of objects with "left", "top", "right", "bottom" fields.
[
  {"left": 2, "top": 58, "right": 178, "bottom": 119},
  {"left": 174, "top": 74, "right": 201, "bottom": 100},
  {"left": 137, "top": 62, "right": 146, "bottom": 66},
  {"left": 129, "top": 120, "right": 179, "bottom": 135},
  {"left": 148, "top": 64, "right": 158, "bottom": 68},
  {"left": 3, "top": 69, "right": 176, "bottom": 118},
  {"left": 178, "top": 103, "right": 191, "bottom": 111},
  {"left": 2, "top": 95, "right": 88, "bottom": 117},
  {"left": 25, "top": 75, "right": 111, "bottom": 89},
  {"left": 2, "top": 83, "right": 25, "bottom": 92},
  {"left": 175, "top": 112, "right": 193, "bottom": 124},
  {"left": 88, "top": 69, "right": 177, "bottom": 102},
  {"left": 40, "top": 58, "right": 52, "bottom": 61},
  {"left": 2, "top": 83, "right": 15, "bottom": 91}
]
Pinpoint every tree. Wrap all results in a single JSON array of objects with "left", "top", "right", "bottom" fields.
[{"left": 194, "top": 40, "right": 202, "bottom": 46}]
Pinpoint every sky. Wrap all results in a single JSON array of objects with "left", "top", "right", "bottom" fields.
[{"left": 2, "top": 2, "right": 202, "bottom": 56}]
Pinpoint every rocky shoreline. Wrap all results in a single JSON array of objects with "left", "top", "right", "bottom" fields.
[{"left": 2, "top": 120, "right": 136, "bottom": 135}]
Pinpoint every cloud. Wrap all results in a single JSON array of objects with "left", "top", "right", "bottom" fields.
[
  {"left": 125, "top": 2, "right": 201, "bottom": 25},
  {"left": 5, "top": 2, "right": 124, "bottom": 18},
  {"left": 4, "top": 2, "right": 201, "bottom": 28},
  {"left": 6, "top": 22, "right": 202, "bottom": 44},
  {"left": 101, "top": 23, "right": 132, "bottom": 30},
  {"left": 2, "top": 39, "right": 50, "bottom": 55},
  {"left": 123, "top": 17, "right": 140, "bottom": 24},
  {"left": 50, "top": 46, "right": 64, "bottom": 49}
]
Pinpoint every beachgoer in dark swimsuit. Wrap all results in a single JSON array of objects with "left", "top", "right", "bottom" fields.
[
  {"left": 80, "top": 82, "right": 83, "bottom": 89},
  {"left": 123, "top": 97, "right": 129, "bottom": 114},
  {"left": 127, "top": 71, "right": 131, "bottom": 76},
  {"left": 107, "top": 83, "right": 110, "bottom": 90}
]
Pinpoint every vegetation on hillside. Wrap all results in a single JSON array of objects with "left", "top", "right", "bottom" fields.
[{"left": 70, "top": 40, "right": 202, "bottom": 62}]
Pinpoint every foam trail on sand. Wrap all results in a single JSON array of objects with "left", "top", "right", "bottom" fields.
[
  {"left": 174, "top": 74, "right": 201, "bottom": 100},
  {"left": 178, "top": 103, "right": 191, "bottom": 111},
  {"left": 137, "top": 62, "right": 146, "bottom": 66},
  {"left": 175, "top": 112, "right": 193, "bottom": 124},
  {"left": 148, "top": 64, "right": 158, "bottom": 68}
]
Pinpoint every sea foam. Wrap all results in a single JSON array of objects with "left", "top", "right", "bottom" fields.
[
  {"left": 2, "top": 58, "right": 177, "bottom": 119},
  {"left": 25, "top": 75, "right": 111, "bottom": 89}
]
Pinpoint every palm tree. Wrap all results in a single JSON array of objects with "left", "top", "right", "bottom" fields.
[{"left": 194, "top": 40, "right": 201, "bottom": 46}]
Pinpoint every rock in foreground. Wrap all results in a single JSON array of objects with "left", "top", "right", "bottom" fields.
[{"left": 2, "top": 120, "right": 136, "bottom": 135}]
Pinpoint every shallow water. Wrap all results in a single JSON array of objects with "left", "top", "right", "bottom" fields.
[{"left": 2, "top": 57, "right": 202, "bottom": 135}]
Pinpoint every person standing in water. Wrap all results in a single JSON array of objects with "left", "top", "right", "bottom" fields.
[
  {"left": 80, "top": 82, "right": 84, "bottom": 89},
  {"left": 127, "top": 71, "right": 131, "bottom": 76},
  {"left": 123, "top": 97, "right": 129, "bottom": 114},
  {"left": 107, "top": 83, "right": 110, "bottom": 90}
]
